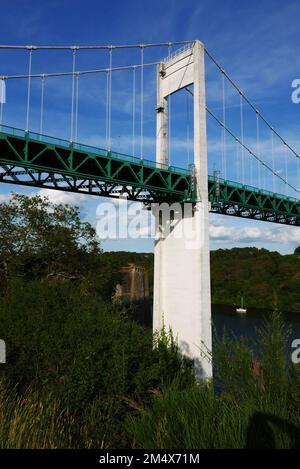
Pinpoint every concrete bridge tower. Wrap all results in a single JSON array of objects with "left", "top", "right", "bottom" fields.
[{"left": 153, "top": 40, "right": 212, "bottom": 379}]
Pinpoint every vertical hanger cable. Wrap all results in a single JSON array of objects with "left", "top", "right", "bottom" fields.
[
  {"left": 25, "top": 48, "right": 33, "bottom": 132},
  {"left": 39, "top": 75, "right": 45, "bottom": 138}
]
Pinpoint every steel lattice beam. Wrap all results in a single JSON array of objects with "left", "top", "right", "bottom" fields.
[
  {"left": 208, "top": 176, "right": 300, "bottom": 226},
  {"left": 0, "top": 126, "right": 196, "bottom": 204},
  {"left": 0, "top": 126, "right": 299, "bottom": 225}
]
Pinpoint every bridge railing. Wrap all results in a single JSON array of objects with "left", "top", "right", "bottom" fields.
[
  {"left": 208, "top": 174, "right": 299, "bottom": 203},
  {"left": 163, "top": 43, "right": 192, "bottom": 63}
]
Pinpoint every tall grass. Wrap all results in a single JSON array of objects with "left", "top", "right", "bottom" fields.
[
  {"left": 1, "top": 311, "right": 299, "bottom": 448},
  {"left": 0, "top": 383, "right": 73, "bottom": 448},
  {"left": 0, "top": 311, "right": 195, "bottom": 449},
  {"left": 127, "top": 312, "right": 300, "bottom": 449},
  {"left": 127, "top": 381, "right": 300, "bottom": 449},
  {"left": 0, "top": 383, "right": 137, "bottom": 448}
]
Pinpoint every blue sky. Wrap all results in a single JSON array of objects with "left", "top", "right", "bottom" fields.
[{"left": 0, "top": 0, "right": 300, "bottom": 254}]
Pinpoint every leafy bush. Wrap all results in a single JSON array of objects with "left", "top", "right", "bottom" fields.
[
  {"left": 1, "top": 195, "right": 299, "bottom": 448},
  {"left": 127, "top": 312, "right": 300, "bottom": 449},
  {"left": 0, "top": 278, "right": 194, "bottom": 448}
]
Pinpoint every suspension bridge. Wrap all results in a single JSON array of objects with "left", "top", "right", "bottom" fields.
[{"left": 0, "top": 40, "right": 299, "bottom": 378}]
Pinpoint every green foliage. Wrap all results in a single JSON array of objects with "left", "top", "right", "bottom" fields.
[
  {"left": 0, "top": 194, "right": 100, "bottom": 257},
  {"left": 212, "top": 330, "right": 257, "bottom": 399},
  {"left": 0, "top": 195, "right": 299, "bottom": 448},
  {"left": 1, "top": 277, "right": 300, "bottom": 448},
  {"left": 153, "top": 324, "right": 194, "bottom": 388},
  {"left": 0, "top": 382, "right": 74, "bottom": 449},
  {"left": 127, "top": 380, "right": 300, "bottom": 449},
  {"left": 212, "top": 312, "right": 300, "bottom": 404},
  {"left": 0, "top": 194, "right": 101, "bottom": 281},
  {"left": 257, "top": 311, "right": 291, "bottom": 398},
  {"left": 210, "top": 247, "right": 300, "bottom": 312},
  {"left": 128, "top": 312, "right": 300, "bottom": 449},
  {"left": 0, "top": 195, "right": 192, "bottom": 447},
  {"left": 0, "top": 277, "right": 194, "bottom": 448}
]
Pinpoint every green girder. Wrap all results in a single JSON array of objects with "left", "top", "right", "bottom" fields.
[
  {"left": 0, "top": 126, "right": 196, "bottom": 204},
  {"left": 0, "top": 125, "right": 299, "bottom": 226},
  {"left": 208, "top": 176, "right": 300, "bottom": 226}
]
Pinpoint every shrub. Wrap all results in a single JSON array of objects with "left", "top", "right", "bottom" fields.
[
  {"left": 128, "top": 312, "right": 300, "bottom": 449},
  {"left": 0, "top": 278, "right": 194, "bottom": 448}
]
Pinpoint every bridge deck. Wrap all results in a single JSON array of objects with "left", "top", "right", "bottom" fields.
[
  {"left": 208, "top": 176, "right": 299, "bottom": 225},
  {"left": 0, "top": 125, "right": 299, "bottom": 225}
]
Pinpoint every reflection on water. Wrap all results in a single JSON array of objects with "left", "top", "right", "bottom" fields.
[{"left": 212, "top": 304, "right": 300, "bottom": 352}]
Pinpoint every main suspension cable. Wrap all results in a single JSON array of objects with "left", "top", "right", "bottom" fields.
[
  {"left": 0, "top": 41, "right": 193, "bottom": 51},
  {"left": 205, "top": 48, "right": 300, "bottom": 163},
  {"left": 0, "top": 61, "right": 161, "bottom": 81},
  {"left": 185, "top": 85, "right": 298, "bottom": 194},
  {"left": 206, "top": 104, "right": 299, "bottom": 194}
]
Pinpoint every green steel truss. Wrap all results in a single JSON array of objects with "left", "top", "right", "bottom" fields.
[
  {"left": 0, "top": 126, "right": 195, "bottom": 204},
  {"left": 0, "top": 126, "right": 299, "bottom": 226},
  {"left": 208, "top": 176, "right": 300, "bottom": 226}
]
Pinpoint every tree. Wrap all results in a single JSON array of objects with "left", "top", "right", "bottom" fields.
[
  {"left": 294, "top": 246, "right": 300, "bottom": 255},
  {"left": 0, "top": 194, "right": 101, "bottom": 278}
]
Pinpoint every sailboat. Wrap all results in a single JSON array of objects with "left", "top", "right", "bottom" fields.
[{"left": 236, "top": 296, "right": 247, "bottom": 314}]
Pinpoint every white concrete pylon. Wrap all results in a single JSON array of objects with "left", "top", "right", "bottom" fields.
[{"left": 153, "top": 40, "right": 212, "bottom": 380}]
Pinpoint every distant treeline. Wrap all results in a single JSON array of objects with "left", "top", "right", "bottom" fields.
[
  {"left": 210, "top": 247, "right": 300, "bottom": 312},
  {"left": 0, "top": 194, "right": 298, "bottom": 313},
  {"left": 104, "top": 246, "right": 300, "bottom": 313}
]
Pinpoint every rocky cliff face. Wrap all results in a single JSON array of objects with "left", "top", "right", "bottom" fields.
[{"left": 114, "top": 263, "right": 149, "bottom": 304}]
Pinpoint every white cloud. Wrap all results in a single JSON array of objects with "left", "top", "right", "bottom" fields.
[
  {"left": 94, "top": 197, "right": 300, "bottom": 246},
  {"left": 1, "top": 187, "right": 299, "bottom": 250},
  {"left": 37, "top": 188, "right": 88, "bottom": 206},
  {"left": 209, "top": 215, "right": 300, "bottom": 245},
  {"left": 0, "top": 194, "right": 11, "bottom": 203},
  {"left": 0, "top": 189, "right": 88, "bottom": 207}
]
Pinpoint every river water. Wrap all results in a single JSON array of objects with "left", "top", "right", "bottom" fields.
[
  {"left": 212, "top": 304, "right": 300, "bottom": 354},
  {"left": 134, "top": 301, "right": 300, "bottom": 357}
]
